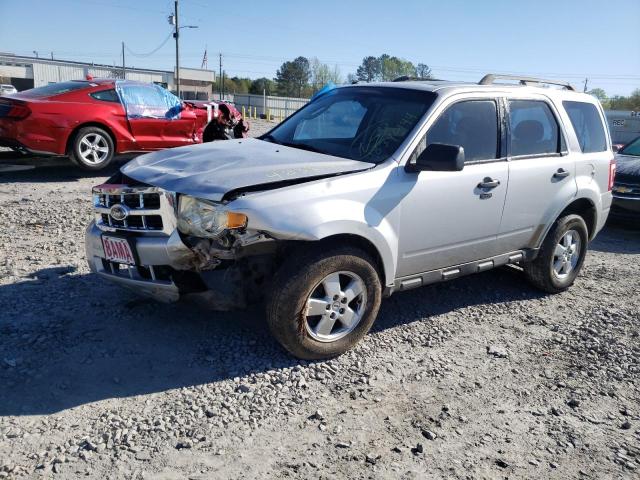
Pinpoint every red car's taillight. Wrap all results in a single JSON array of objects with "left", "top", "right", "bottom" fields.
[
  {"left": 0, "top": 100, "right": 31, "bottom": 120},
  {"left": 608, "top": 158, "right": 616, "bottom": 191},
  {"left": 7, "top": 104, "right": 31, "bottom": 119}
]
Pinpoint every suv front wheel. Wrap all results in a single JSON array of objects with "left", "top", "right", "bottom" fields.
[
  {"left": 524, "top": 214, "right": 589, "bottom": 293},
  {"left": 266, "top": 246, "right": 382, "bottom": 360}
]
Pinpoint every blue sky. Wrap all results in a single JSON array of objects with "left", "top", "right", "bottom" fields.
[{"left": 0, "top": 0, "right": 638, "bottom": 96}]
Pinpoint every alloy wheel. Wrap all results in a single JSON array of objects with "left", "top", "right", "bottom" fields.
[
  {"left": 304, "top": 271, "right": 367, "bottom": 343},
  {"left": 78, "top": 133, "right": 110, "bottom": 165},
  {"left": 552, "top": 229, "right": 582, "bottom": 279}
]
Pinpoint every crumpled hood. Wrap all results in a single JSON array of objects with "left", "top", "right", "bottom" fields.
[
  {"left": 122, "top": 138, "right": 372, "bottom": 201},
  {"left": 615, "top": 154, "right": 640, "bottom": 178}
]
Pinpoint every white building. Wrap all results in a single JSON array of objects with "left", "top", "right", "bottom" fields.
[{"left": 0, "top": 53, "right": 216, "bottom": 100}]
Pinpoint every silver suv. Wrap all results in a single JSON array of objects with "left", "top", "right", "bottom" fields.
[{"left": 85, "top": 74, "right": 615, "bottom": 359}]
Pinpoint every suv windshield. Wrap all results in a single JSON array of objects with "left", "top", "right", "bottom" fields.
[
  {"left": 19, "top": 81, "right": 91, "bottom": 98},
  {"left": 263, "top": 87, "right": 435, "bottom": 163},
  {"left": 619, "top": 137, "right": 640, "bottom": 156}
]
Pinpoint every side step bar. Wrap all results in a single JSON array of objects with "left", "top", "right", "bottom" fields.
[{"left": 392, "top": 249, "right": 536, "bottom": 294}]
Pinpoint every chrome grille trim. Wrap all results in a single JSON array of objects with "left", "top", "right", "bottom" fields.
[
  {"left": 92, "top": 184, "right": 177, "bottom": 235},
  {"left": 612, "top": 181, "right": 640, "bottom": 199}
]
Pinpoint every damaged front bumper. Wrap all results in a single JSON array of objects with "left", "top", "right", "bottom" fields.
[
  {"left": 85, "top": 220, "right": 272, "bottom": 309},
  {"left": 85, "top": 221, "right": 195, "bottom": 303},
  {"left": 86, "top": 182, "right": 278, "bottom": 309}
]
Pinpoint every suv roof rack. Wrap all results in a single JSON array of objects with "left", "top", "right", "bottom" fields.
[
  {"left": 479, "top": 74, "right": 576, "bottom": 91},
  {"left": 392, "top": 76, "right": 445, "bottom": 82}
]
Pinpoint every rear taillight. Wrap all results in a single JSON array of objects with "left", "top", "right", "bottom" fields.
[
  {"left": 608, "top": 158, "right": 616, "bottom": 191},
  {"left": 0, "top": 100, "right": 31, "bottom": 120},
  {"left": 7, "top": 104, "right": 31, "bottom": 119}
]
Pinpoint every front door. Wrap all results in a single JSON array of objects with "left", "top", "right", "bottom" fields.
[
  {"left": 497, "top": 98, "right": 577, "bottom": 253},
  {"left": 396, "top": 97, "right": 508, "bottom": 278},
  {"left": 118, "top": 83, "right": 181, "bottom": 150}
]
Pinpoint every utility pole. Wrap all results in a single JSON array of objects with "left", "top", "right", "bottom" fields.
[
  {"left": 583, "top": 77, "right": 589, "bottom": 93},
  {"left": 121, "top": 42, "right": 126, "bottom": 79},
  {"left": 219, "top": 53, "right": 223, "bottom": 100},
  {"left": 50, "top": 52, "right": 53, "bottom": 60},
  {"left": 173, "top": 0, "right": 180, "bottom": 98}
]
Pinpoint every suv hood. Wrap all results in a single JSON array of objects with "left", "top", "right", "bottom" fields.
[
  {"left": 615, "top": 154, "right": 640, "bottom": 175},
  {"left": 122, "top": 138, "right": 372, "bottom": 201}
]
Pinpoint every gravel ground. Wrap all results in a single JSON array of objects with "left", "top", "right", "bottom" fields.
[{"left": 0, "top": 124, "right": 639, "bottom": 479}]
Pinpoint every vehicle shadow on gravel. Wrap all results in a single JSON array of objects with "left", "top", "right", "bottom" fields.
[
  {"left": 0, "top": 263, "right": 546, "bottom": 417},
  {"left": 589, "top": 224, "right": 640, "bottom": 254},
  {"left": 0, "top": 156, "right": 132, "bottom": 183}
]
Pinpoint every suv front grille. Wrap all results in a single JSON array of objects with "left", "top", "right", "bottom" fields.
[
  {"left": 93, "top": 184, "right": 177, "bottom": 235},
  {"left": 96, "top": 192, "right": 162, "bottom": 210}
]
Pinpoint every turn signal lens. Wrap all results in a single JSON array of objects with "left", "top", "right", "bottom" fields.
[{"left": 227, "top": 212, "right": 248, "bottom": 229}]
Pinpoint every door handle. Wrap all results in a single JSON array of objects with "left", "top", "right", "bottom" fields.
[
  {"left": 478, "top": 177, "right": 501, "bottom": 189},
  {"left": 553, "top": 168, "right": 570, "bottom": 179}
]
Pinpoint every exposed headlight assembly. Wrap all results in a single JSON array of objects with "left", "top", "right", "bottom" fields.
[{"left": 177, "top": 195, "right": 247, "bottom": 238}]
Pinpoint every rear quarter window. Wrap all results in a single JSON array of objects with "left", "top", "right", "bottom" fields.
[
  {"left": 563, "top": 101, "right": 608, "bottom": 153},
  {"left": 90, "top": 89, "right": 120, "bottom": 103}
]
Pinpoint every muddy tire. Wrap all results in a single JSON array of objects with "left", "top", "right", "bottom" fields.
[
  {"left": 524, "top": 214, "right": 589, "bottom": 293},
  {"left": 266, "top": 246, "right": 382, "bottom": 360}
]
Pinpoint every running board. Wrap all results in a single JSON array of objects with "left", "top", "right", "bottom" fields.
[{"left": 390, "top": 249, "right": 536, "bottom": 294}]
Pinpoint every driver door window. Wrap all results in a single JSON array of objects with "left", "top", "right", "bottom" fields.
[{"left": 411, "top": 100, "right": 499, "bottom": 163}]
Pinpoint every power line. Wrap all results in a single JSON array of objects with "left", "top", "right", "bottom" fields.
[{"left": 124, "top": 30, "right": 174, "bottom": 58}]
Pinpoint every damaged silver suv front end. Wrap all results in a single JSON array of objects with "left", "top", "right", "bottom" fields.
[{"left": 85, "top": 180, "right": 278, "bottom": 309}]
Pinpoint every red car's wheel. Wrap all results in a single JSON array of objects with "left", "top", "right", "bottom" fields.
[{"left": 69, "top": 126, "right": 114, "bottom": 171}]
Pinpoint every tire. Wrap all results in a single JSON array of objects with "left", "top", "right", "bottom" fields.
[
  {"left": 266, "top": 246, "right": 382, "bottom": 360},
  {"left": 523, "top": 214, "right": 589, "bottom": 293},
  {"left": 69, "top": 126, "right": 114, "bottom": 171},
  {"left": 203, "top": 122, "right": 231, "bottom": 142}
]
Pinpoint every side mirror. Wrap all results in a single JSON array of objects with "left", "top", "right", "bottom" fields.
[{"left": 408, "top": 143, "right": 465, "bottom": 172}]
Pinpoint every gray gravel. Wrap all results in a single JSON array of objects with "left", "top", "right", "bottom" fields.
[{"left": 1, "top": 124, "right": 639, "bottom": 478}]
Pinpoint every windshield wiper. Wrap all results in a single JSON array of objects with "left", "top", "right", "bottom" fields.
[
  {"left": 280, "top": 142, "right": 324, "bottom": 154},
  {"left": 261, "top": 133, "right": 280, "bottom": 144}
]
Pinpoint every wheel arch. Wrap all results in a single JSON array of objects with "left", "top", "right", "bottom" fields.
[
  {"left": 558, "top": 197, "right": 598, "bottom": 240},
  {"left": 310, "top": 233, "right": 389, "bottom": 287},
  {"left": 533, "top": 197, "right": 599, "bottom": 250},
  {"left": 65, "top": 122, "right": 117, "bottom": 154}
]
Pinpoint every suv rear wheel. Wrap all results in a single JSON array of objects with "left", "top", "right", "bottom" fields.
[
  {"left": 524, "top": 214, "right": 589, "bottom": 293},
  {"left": 266, "top": 246, "right": 382, "bottom": 360},
  {"left": 69, "top": 126, "right": 114, "bottom": 171}
]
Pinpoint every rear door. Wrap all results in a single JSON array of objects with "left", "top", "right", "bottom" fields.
[
  {"left": 497, "top": 96, "right": 577, "bottom": 252},
  {"left": 396, "top": 95, "right": 509, "bottom": 277}
]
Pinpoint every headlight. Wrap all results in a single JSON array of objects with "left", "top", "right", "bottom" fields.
[{"left": 177, "top": 195, "right": 247, "bottom": 238}]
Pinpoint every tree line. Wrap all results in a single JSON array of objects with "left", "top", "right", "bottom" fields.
[
  {"left": 587, "top": 88, "right": 640, "bottom": 111},
  {"left": 219, "top": 53, "right": 432, "bottom": 98}
]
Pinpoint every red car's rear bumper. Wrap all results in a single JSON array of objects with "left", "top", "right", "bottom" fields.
[{"left": 0, "top": 118, "right": 69, "bottom": 155}]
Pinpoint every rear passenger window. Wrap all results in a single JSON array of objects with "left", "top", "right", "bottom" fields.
[
  {"left": 508, "top": 100, "right": 563, "bottom": 157},
  {"left": 411, "top": 100, "right": 499, "bottom": 163},
  {"left": 563, "top": 101, "right": 607, "bottom": 153}
]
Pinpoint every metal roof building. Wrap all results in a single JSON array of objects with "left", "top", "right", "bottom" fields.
[{"left": 0, "top": 53, "right": 216, "bottom": 100}]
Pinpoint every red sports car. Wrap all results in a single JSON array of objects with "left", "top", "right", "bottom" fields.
[{"left": 0, "top": 78, "right": 248, "bottom": 170}]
